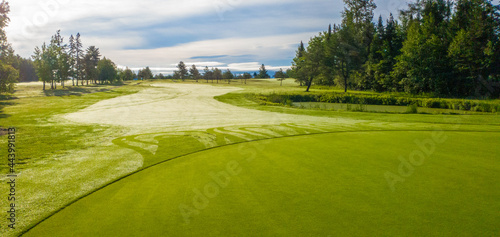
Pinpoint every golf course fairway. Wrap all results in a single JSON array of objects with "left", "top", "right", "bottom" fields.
[{"left": 24, "top": 131, "right": 500, "bottom": 236}]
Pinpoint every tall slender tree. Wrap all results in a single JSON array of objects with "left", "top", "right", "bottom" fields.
[
  {"left": 203, "top": 66, "right": 212, "bottom": 83},
  {"left": 83, "top": 46, "right": 100, "bottom": 85},
  {"left": 74, "top": 33, "right": 84, "bottom": 86},
  {"left": 213, "top": 67, "right": 222, "bottom": 83},
  {"left": 291, "top": 41, "right": 307, "bottom": 86},
  {"left": 177, "top": 61, "right": 188, "bottom": 81},
  {"left": 189, "top": 64, "right": 200, "bottom": 82},
  {"left": 257, "top": 64, "right": 270, "bottom": 78},
  {"left": 223, "top": 69, "right": 234, "bottom": 84}
]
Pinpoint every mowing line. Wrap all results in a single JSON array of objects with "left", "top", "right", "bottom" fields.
[{"left": 19, "top": 129, "right": 500, "bottom": 236}]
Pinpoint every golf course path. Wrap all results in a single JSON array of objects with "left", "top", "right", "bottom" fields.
[{"left": 62, "top": 83, "right": 350, "bottom": 132}]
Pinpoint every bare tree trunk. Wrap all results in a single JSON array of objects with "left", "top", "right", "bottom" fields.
[
  {"left": 43, "top": 81, "right": 45, "bottom": 90},
  {"left": 306, "top": 76, "right": 313, "bottom": 92}
]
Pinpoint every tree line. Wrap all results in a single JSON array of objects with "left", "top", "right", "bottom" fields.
[
  {"left": 32, "top": 30, "right": 123, "bottom": 90},
  {"left": 132, "top": 62, "right": 288, "bottom": 85},
  {"left": 290, "top": 0, "right": 500, "bottom": 98},
  {"left": 0, "top": 0, "right": 18, "bottom": 93}
]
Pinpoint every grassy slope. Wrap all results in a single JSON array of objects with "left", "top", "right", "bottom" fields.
[{"left": 25, "top": 132, "right": 500, "bottom": 236}]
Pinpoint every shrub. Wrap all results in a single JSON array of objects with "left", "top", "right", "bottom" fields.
[
  {"left": 406, "top": 104, "right": 418, "bottom": 114},
  {"left": 255, "top": 92, "right": 499, "bottom": 113}
]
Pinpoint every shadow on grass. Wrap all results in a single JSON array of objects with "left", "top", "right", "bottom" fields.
[
  {"left": 43, "top": 87, "right": 91, "bottom": 96},
  {"left": 0, "top": 94, "right": 16, "bottom": 121},
  {"left": 43, "top": 83, "right": 124, "bottom": 97}
]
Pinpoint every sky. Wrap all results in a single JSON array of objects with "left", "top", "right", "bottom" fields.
[{"left": 6, "top": 0, "right": 419, "bottom": 75}]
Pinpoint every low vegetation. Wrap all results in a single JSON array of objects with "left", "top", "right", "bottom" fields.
[{"left": 253, "top": 91, "right": 500, "bottom": 113}]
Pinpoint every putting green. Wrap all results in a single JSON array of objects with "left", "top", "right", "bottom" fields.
[{"left": 24, "top": 131, "right": 500, "bottom": 236}]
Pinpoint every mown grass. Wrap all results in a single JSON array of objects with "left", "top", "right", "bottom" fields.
[
  {"left": 2, "top": 79, "right": 500, "bottom": 236},
  {"left": 24, "top": 131, "right": 500, "bottom": 236},
  {"left": 0, "top": 83, "right": 138, "bottom": 173},
  {"left": 0, "top": 82, "right": 144, "bottom": 236}
]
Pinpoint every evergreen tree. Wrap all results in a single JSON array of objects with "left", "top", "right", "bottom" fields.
[
  {"left": 213, "top": 67, "right": 222, "bottom": 83},
  {"left": 203, "top": 66, "right": 212, "bottom": 83},
  {"left": 177, "top": 61, "right": 188, "bottom": 81},
  {"left": 223, "top": 69, "right": 233, "bottom": 84},
  {"left": 257, "top": 64, "right": 270, "bottom": 79},
  {"left": 189, "top": 64, "right": 200, "bottom": 82},
  {"left": 393, "top": 0, "right": 453, "bottom": 95},
  {"left": 448, "top": 0, "right": 500, "bottom": 97},
  {"left": 83, "top": 46, "right": 100, "bottom": 85},
  {"left": 74, "top": 33, "right": 84, "bottom": 86}
]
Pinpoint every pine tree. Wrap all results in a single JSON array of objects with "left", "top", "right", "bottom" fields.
[
  {"left": 83, "top": 46, "right": 100, "bottom": 85},
  {"left": 177, "top": 61, "right": 188, "bottom": 81},
  {"left": 189, "top": 64, "right": 200, "bottom": 82},
  {"left": 75, "top": 33, "right": 84, "bottom": 86},
  {"left": 257, "top": 64, "right": 270, "bottom": 79},
  {"left": 448, "top": 0, "right": 500, "bottom": 97},
  {"left": 291, "top": 41, "right": 308, "bottom": 86}
]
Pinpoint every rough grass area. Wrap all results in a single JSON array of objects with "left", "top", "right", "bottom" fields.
[
  {"left": 0, "top": 82, "right": 143, "bottom": 236},
  {"left": 253, "top": 92, "right": 500, "bottom": 113},
  {"left": 24, "top": 132, "right": 500, "bottom": 236}
]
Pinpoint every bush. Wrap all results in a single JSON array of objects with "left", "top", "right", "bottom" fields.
[
  {"left": 406, "top": 104, "right": 418, "bottom": 114},
  {"left": 255, "top": 92, "right": 499, "bottom": 112}
]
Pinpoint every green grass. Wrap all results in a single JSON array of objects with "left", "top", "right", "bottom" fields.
[
  {"left": 0, "top": 82, "right": 145, "bottom": 236},
  {"left": 24, "top": 131, "right": 500, "bottom": 236},
  {"left": 215, "top": 92, "right": 500, "bottom": 127},
  {"left": 1, "top": 79, "right": 499, "bottom": 236}
]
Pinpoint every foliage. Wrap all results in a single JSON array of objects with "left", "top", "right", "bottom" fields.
[
  {"left": 119, "top": 67, "right": 134, "bottom": 81},
  {"left": 292, "top": 0, "right": 500, "bottom": 98},
  {"left": 255, "top": 91, "right": 500, "bottom": 112},
  {"left": 97, "top": 57, "right": 118, "bottom": 83},
  {"left": 0, "top": 61, "right": 17, "bottom": 93},
  {"left": 0, "top": 0, "right": 18, "bottom": 93},
  {"left": 274, "top": 68, "right": 287, "bottom": 86},
  {"left": 223, "top": 69, "right": 234, "bottom": 83},
  {"left": 176, "top": 61, "right": 188, "bottom": 81},
  {"left": 256, "top": 64, "right": 270, "bottom": 79},
  {"left": 189, "top": 64, "right": 200, "bottom": 82},
  {"left": 138, "top": 66, "right": 153, "bottom": 80}
]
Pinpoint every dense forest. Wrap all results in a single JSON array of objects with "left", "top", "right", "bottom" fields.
[{"left": 290, "top": 0, "right": 500, "bottom": 98}]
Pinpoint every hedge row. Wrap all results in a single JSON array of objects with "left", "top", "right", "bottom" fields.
[{"left": 258, "top": 93, "right": 500, "bottom": 113}]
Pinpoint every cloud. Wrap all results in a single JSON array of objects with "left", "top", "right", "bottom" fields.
[
  {"left": 105, "top": 32, "right": 315, "bottom": 70},
  {"left": 7, "top": 0, "right": 415, "bottom": 74}
]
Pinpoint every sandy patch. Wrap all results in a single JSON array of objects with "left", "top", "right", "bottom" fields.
[{"left": 62, "top": 83, "right": 350, "bottom": 133}]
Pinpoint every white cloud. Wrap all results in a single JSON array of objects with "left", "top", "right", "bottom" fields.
[
  {"left": 104, "top": 32, "right": 314, "bottom": 69},
  {"left": 5, "top": 0, "right": 338, "bottom": 73}
]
